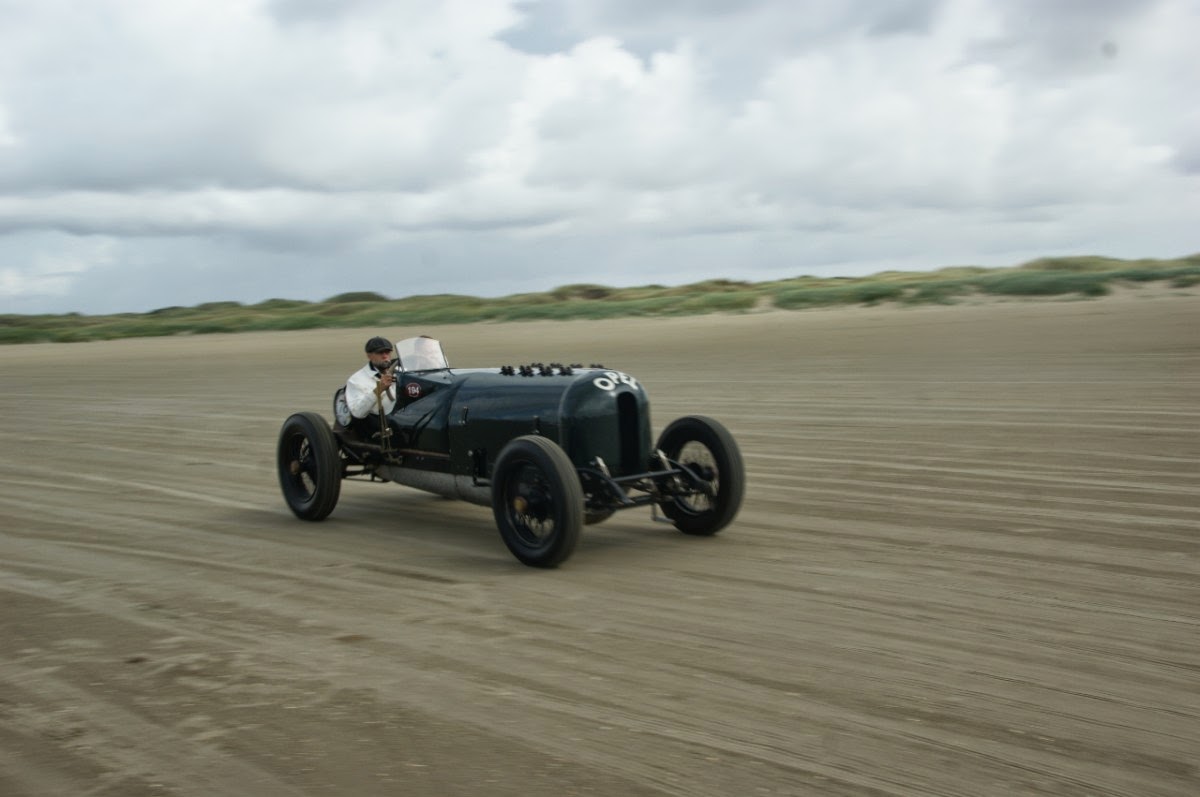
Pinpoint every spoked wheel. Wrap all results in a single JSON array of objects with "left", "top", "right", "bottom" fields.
[
  {"left": 492, "top": 436, "right": 583, "bottom": 568},
  {"left": 655, "top": 415, "right": 744, "bottom": 536},
  {"left": 277, "top": 412, "right": 342, "bottom": 521}
]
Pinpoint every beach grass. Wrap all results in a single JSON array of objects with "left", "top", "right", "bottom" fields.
[{"left": 3, "top": 254, "right": 1196, "bottom": 344}]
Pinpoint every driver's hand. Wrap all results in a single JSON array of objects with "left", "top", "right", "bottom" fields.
[{"left": 374, "top": 372, "right": 394, "bottom": 394}]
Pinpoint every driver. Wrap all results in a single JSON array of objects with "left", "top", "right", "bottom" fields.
[{"left": 345, "top": 336, "right": 397, "bottom": 437}]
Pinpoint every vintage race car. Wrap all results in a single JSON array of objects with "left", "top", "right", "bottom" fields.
[{"left": 276, "top": 336, "right": 744, "bottom": 567}]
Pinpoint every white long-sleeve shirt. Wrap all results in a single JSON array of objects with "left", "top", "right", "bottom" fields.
[{"left": 345, "top": 363, "right": 397, "bottom": 419}]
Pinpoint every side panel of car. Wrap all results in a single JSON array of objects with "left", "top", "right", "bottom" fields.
[{"left": 447, "top": 374, "right": 569, "bottom": 476}]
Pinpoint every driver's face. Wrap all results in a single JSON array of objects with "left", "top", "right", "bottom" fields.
[{"left": 368, "top": 348, "right": 393, "bottom": 367}]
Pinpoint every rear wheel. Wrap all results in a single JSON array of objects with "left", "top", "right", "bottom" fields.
[
  {"left": 492, "top": 436, "right": 583, "bottom": 567},
  {"left": 277, "top": 412, "right": 342, "bottom": 520},
  {"left": 655, "top": 416, "right": 744, "bottom": 536}
]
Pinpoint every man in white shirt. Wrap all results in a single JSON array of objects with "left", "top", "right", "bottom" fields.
[{"left": 345, "top": 336, "right": 397, "bottom": 438}]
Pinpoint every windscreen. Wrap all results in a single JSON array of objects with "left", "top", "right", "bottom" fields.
[{"left": 396, "top": 336, "right": 448, "bottom": 371}]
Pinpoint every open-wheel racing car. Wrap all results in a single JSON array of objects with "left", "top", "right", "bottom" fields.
[{"left": 276, "top": 337, "right": 744, "bottom": 567}]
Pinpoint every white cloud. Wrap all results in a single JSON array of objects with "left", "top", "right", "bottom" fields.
[{"left": 0, "top": 0, "right": 1196, "bottom": 314}]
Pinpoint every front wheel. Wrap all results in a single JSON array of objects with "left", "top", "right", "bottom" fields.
[
  {"left": 655, "top": 416, "right": 744, "bottom": 536},
  {"left": 277, "top": 412, "right": 342, "bottom": 520},
  {"left": 492, "top": 436, "right": 584, "bottom": 568}
]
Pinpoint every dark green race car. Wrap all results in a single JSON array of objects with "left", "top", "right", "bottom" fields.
[{"left": 277, "top": 337, "right": 744, "bottom": 567}]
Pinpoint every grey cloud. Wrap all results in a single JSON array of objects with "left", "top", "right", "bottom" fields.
[
  {"left": 1172, "top": 143, "right": 1200, "bottom": 175},
  {"left": 266, "top": 0, "right": 386, "bottom": 25},
  {"left": 502, "top": 1, "right": 584, "bottom": 54},
  {"left": 511, "top": 0, "right": 948, "bottom": 104},
  {"left": 534, "top": 0, "right": 946, "bottom": 51},
  {"left": 864, "top": 0, "right": 945, "bottom": 35},
  {"left": 965, "top": 0, "right": 1163, "bottom": 76},
  {"left": 559, "top": 0, "right": 944, "bottom": 37}
]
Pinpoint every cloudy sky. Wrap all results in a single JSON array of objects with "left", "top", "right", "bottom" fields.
[{"left": 1, "top": 0, "right": 1196, "bottom": 315}]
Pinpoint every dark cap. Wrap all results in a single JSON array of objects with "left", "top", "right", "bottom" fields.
[{"left": 365, "top": 335, "right": 393, "bottom": 353}]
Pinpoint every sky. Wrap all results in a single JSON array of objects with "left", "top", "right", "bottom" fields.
[{"left": 1, "top": 0, "right": 1197, "bottom": 315}]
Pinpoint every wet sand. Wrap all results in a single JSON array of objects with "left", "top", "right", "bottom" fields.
[{"left": 1, "top": 292, "right": 1198, "bottom": 796}]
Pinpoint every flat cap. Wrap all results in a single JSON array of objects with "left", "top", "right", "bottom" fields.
[{"left": 364, "top": 335, "right": 393, "bottom": 353}]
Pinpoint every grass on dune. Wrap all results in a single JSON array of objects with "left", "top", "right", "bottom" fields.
[{"left": 3, "top": 254, "right": 1196, "bottom": 344}]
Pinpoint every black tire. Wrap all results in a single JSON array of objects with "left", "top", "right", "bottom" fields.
[
  {"left": 277, "top": 412, "right": 342, "bottom": 521},
  {"left": 655, "top": 415, "right": 744, "bottom": 536},
  {"left": 491, "top": 436, "right": 584, "bottom": 567}
]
